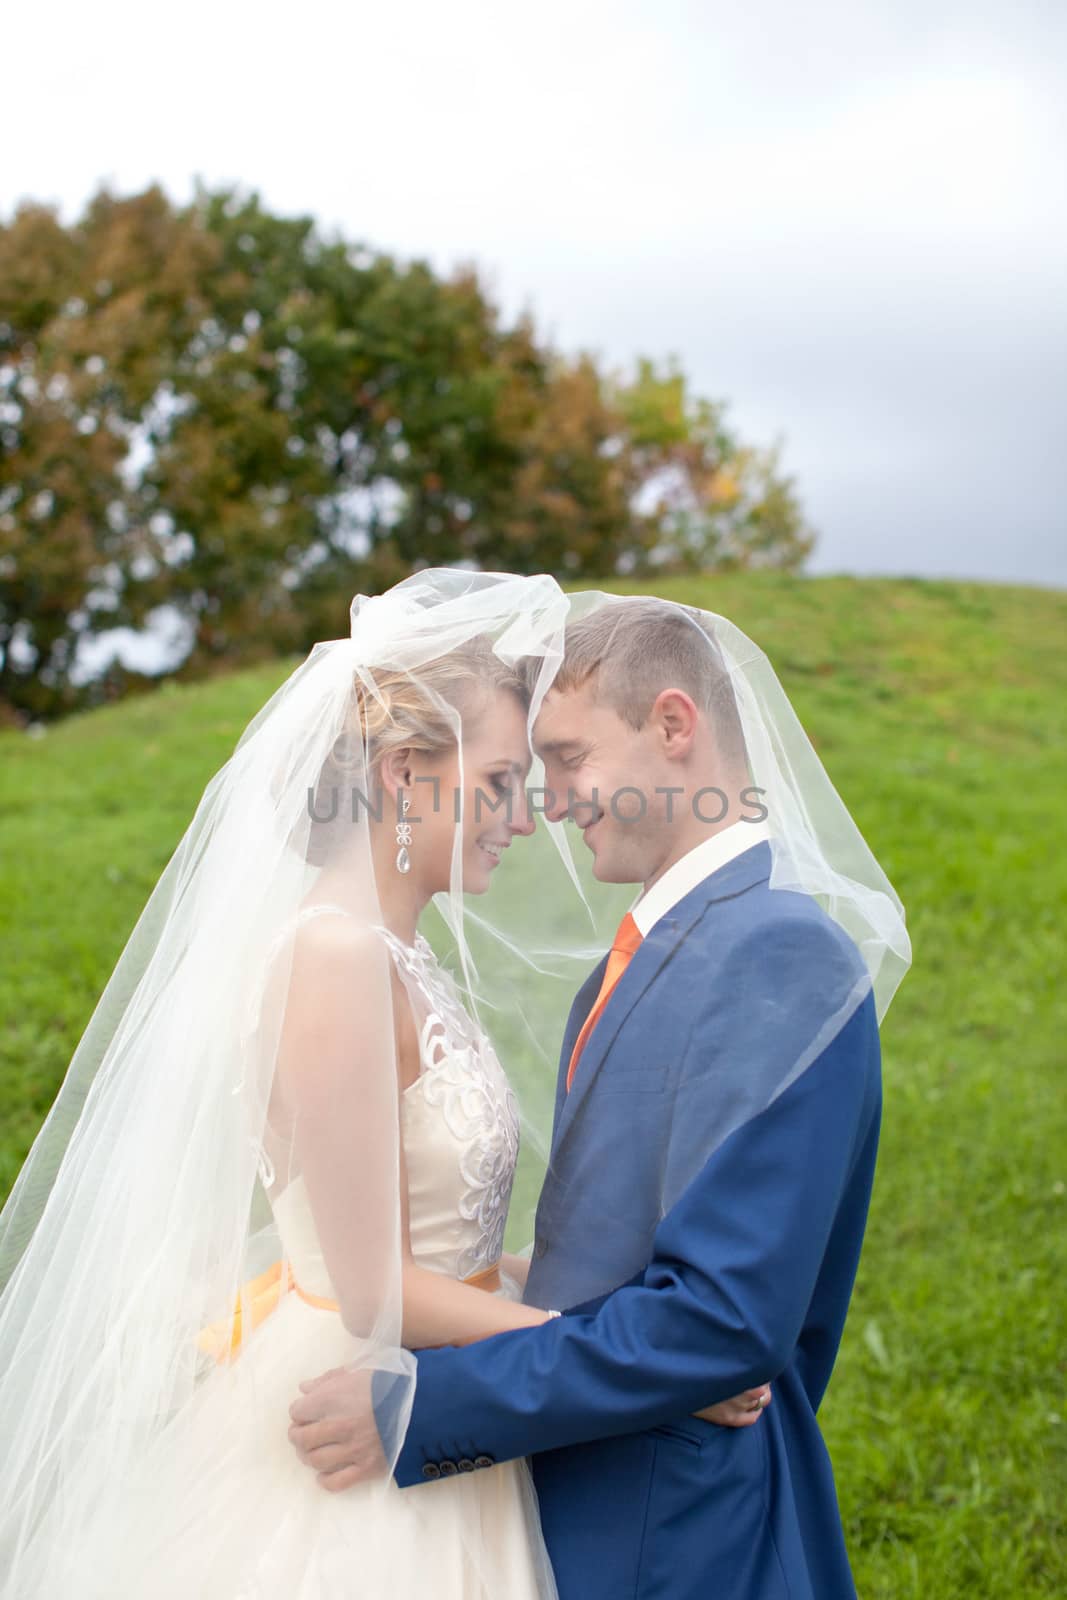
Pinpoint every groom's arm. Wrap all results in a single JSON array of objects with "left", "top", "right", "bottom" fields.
[{"left": 389, "top": 988, "right": 880, "bottom": 1486}]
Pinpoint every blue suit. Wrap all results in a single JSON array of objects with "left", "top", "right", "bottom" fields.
[{"left": 390, "top": 841, "right": 882, "bottom": 1599}]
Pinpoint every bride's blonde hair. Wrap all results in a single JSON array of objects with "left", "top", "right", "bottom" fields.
[{"left": 305, "top": 635, "right": 529, "bottom": 865}]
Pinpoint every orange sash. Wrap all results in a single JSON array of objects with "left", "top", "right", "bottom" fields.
[{"left": 196, "top": 1257, "right": 502, "bottom": 1365}]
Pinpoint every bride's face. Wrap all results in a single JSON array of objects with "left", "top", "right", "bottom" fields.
[{"left": 408, "top": 689, "right": 535, "bottom": 899}]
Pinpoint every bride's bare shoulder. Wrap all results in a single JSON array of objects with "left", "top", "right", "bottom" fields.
[{"left": 265, "top": 909, "right": 396, "bottom": 1020}]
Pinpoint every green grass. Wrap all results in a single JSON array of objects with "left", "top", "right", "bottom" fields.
[{"left": 2, "top": 572, "right": 1065, "bottom": 1595}]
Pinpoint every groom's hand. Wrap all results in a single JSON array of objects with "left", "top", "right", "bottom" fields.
[{"left": 288, "top": 1366, "right": 388, "bottom": 1492}]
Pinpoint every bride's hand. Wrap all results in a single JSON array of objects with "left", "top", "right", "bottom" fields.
[{"left": 692, "top": 1384, "right": 772, "bottom": 1428}]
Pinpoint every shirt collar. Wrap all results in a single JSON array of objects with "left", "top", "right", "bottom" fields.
[{"left": 630, "top": 818, "right": 771, "bottom": 937}]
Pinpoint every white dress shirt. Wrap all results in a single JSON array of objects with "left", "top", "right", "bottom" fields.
[{"left": 630, "top": 818, "right": 771, "bottom": 937}]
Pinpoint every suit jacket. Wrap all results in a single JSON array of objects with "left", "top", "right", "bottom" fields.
[{"left": 389, "top": 841, "right": 882, "bottom": 1600}]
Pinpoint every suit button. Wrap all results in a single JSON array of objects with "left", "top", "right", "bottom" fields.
[
  {"left": 439, "top": 1459, "right": 459, "bottom": 1476},
  {"left": 421, "top": 1463, "right": 441, "bottom": 1481},
  {"left": 534, "top": 1237, "right": 547, "bottom": 1259},
  {"left": 457, "top": 1458, "right": 475, "bottom": 1473},
  {"left": 474, "top": 1454, "right": 494, "bottom": 1469}
]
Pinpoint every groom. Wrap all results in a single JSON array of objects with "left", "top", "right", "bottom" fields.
[{"left": 290, "top": 598, "right": 884, "bottom": 1599}]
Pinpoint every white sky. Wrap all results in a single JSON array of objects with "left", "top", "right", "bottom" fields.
[{"left": 5, "top": 0, "right": 1065, "bottom": 586}]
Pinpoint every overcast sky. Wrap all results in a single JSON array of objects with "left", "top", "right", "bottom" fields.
[{"left": 5, "top": 0, "right": 1065, "bottom": 587}]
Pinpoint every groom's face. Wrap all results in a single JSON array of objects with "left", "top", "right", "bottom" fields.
[{"left": 533, "top": 681, "right": 670, "bottom": 885}]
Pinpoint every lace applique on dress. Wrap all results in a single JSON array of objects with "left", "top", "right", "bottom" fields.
[{"left": 378, "top": 928, "right": 520, "bottom": 1279}]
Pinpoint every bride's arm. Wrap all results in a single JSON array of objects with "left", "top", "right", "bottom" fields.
[
  {"left": 499, "top": 1251, "right": 531, "bottom": 1290},
  {"left": 400, "top": 1260, "right": 549, "bottom": 1348},
  {"left": 275, "top": 916, "right": 551, "bottom": 1351}
]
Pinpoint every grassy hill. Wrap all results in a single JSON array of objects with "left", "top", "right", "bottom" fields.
[{"left": 1, "top": 572, "right": 1064, "bottom": 1596}]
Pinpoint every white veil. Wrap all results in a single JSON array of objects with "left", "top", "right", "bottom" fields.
[
  {"left": 0, "top": 570, "right": 909, "bottom": 1596},
  {"left": 0, "top": 569, "right": 580, "bottom": 1598}
]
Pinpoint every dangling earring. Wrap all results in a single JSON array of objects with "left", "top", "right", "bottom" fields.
[{"left": 395, "top": 791, "right": 412, "bottom": 874}]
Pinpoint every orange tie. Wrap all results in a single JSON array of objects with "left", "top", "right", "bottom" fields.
[{"left": 566, "top": 912, "right": 643, "bottom": 1092}]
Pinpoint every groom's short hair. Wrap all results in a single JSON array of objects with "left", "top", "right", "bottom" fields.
[{"left": 550, "top": 598, "right": 749, "bottom": 770}]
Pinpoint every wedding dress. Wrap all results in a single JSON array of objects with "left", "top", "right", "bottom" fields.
[{"left": 82, "top": 905, "right": 558, "bottom": 1600}]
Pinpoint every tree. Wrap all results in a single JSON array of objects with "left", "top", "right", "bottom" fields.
[
  {"left": 0, "top": 189, "right": 220, "bottom": 716},
  {"left": 0, "top": 186, "right": 813, "bottom": 722},
  {"left": 613, "top": 358, "right": 815, "bottom": 574}
]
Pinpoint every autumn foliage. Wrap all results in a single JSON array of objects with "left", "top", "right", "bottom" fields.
[{"left": 0, "top": 186, "right": 813, "bottom": 720}]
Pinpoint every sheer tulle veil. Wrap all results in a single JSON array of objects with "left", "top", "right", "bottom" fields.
[{"left": 0, "top": 569, "right": 909, "bottom": 1596}]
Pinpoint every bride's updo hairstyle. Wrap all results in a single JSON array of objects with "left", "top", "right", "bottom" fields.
[{"left": 304, "top": 634, "right": 530, "bottom": 867}]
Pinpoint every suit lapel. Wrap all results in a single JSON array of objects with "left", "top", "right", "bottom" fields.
[{"left": 549, "top": 840, "right": 772, "bottom": 1162}]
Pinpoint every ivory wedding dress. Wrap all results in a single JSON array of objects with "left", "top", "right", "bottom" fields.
[{"left": 84, "top": 905, "right": 558, "bottom": 1600}]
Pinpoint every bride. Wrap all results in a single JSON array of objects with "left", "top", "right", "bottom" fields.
[{"left": 0, "top": 570, "right": 761, "bottom": 1599}]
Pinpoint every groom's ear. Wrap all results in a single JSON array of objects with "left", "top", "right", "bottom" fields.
[{"left": 651, "top": 688, "right": 700, "bottom": 758}]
